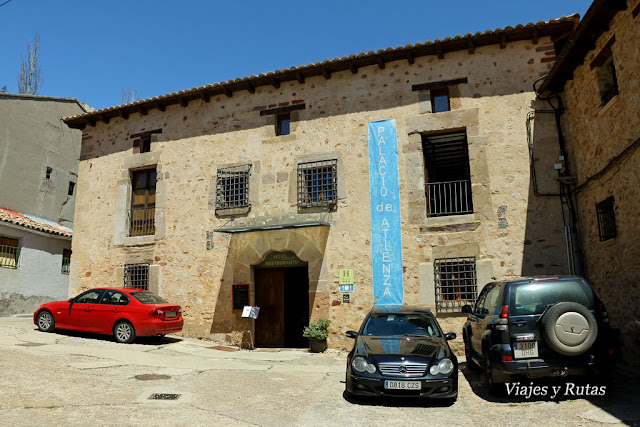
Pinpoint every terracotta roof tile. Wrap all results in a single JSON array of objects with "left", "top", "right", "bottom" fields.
[
  {"left": 64, "top": 14, "right": 579, "bottom": 128},
  {"left": 0, "top": 208, "right": 72, "bottom": 238}
]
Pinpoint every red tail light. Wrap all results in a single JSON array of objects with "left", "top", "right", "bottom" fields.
[
  {"left": 501, "top": 355, "right": 513, "bottom": 362},
  {"left": 499, "top": 305, "right": 509, "bottom": 318},
  {"left": 151, "top": 309, "right": 164, "bottom": 316}
]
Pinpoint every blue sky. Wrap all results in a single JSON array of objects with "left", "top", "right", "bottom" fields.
[{"left": 0, "top": 0, "right": 591, "bottom": 110}]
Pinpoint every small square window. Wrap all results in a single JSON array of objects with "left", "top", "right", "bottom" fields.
[
  {"left": 434, "top": 257, "right": 477, "bottom": 312},
  {"left": 68, "top": 181, "right": 75, "bottom": 196},
  {"left": 45, "top": 167, "right": 52, "bottom": 180},
  {"left": 140, "top": 135, "right": 151, "bottom": 153},
  {"left": 124, "top": 263, "right": 149, "bottom": 290},
  {"left": 215, "top": 165, "right": 251, "bottom": 211},
  {"left": 430, "top": 87, "right": 450, "bottom": 113},
  {"left": 61, "top": 249, "right": 71, "bottom": 274},
  {"left": 596, "top": 197, "right": 616, "bottom": 241},
  {"left": 0, "top": 237, "right": 19, "bottom": 268},
  {"left": 297, "top": 160, "right": 337, "bottom": 208},
  {"left": 276, "top": 113, "right": 290, "bottom": 136}
]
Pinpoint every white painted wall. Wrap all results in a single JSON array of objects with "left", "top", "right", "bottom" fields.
[{"left": 0, "top": 224, "right": 71, "bottom": 314}]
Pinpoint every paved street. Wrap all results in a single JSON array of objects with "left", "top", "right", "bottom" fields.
[{"left": 0, "top": 317, "right": 639, "bottom": 426}]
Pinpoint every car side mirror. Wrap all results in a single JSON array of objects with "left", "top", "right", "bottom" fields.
[
  {"left": 346, "top": 330, "right": 358, "bottom": 339},
  {"left": 68, "top": 298, "right": 74, "bottom": 303},
  {"left": 445, "top": 332, "right": 457, "bottom": 341},
  {"left": 461, "top": 305, "right": 472, "bottom": 314}
]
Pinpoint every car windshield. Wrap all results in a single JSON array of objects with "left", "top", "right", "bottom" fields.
[
  {"left": 361, "top": 313, "right": 441, "bottom": 337},
  {"left": 130, "top": 291, "right": 168, "bottom": 304},
  {"left": 510, "top": 279, "right": 594, "bottom": 316}
]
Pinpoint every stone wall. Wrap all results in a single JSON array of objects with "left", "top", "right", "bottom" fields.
[
  {"left": 70, "top": 37, "right": 568, "bottom": 350},
  {"left": 559, "top": 4, "right": 640, "bottom": 363}
]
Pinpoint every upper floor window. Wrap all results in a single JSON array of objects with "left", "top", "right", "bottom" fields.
[
  {"left": 68, "top": 181, "right": 75, "bottom": 196},
  {"left": 596, "top": 197, "right": 616, "bottom": 241},
  {"left": 45, "top": 167, "right": 52, "bottom": 180},
  {"left": 0, "top": 237, "right": 19, "bottom": 268},
  {"left": 431, "top": 87, "right": 450, "bottom": 113},
  {"left": 61, "top": 249, "right": 71, "bottom": 274},
  {"left": 140, "top": 134, "right": 152, "bottom": 153},
  {"left": 297, "top": 159, "right": 338, "bottom": 208},
  {"left": 215, "top": 164, "right": 251, "bottom": 211},
  {"left": 422, "top": 131, "right": 473, "bottom": 217},
  {"left": 276, "top": 113, "right": 291, "bottom": 136},
  {"left": 129, "top": 168, "right": 156, "bottom": 236},
  {"left": 590, "top": 37, "right": 618, "bottom": 107}
]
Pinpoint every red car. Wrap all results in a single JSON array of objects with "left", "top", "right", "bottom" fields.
[{"left": 34, "top": 288, "right": 183, "bottom": 343}]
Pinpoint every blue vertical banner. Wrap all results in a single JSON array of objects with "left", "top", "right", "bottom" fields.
[{"left": 368, "top": 119, "right": 403, "bottom": 307}]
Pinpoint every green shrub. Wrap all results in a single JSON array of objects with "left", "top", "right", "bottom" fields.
[{"left": 303, "top": 317, "right": 330, "bottom": 340}]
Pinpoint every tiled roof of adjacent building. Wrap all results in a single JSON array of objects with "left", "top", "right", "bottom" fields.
[
  {"left": 0, "top": 208, "right": 72, "bottom": 238},
  {"left": 539, "top": 0, "right": 628, "bottom": 93},
  {"left": 63, "top": 15, "right": 579, "bottom": 130}
]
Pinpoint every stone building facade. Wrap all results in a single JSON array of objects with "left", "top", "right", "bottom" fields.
[
  {"left": 540, "top": 0, "right": 640, "bottom": 362},
  {"left": 64, "top": 17, "right": 577, "bottom": 350},
  {"left": 0, "top": 94, "right": 86, "bottom": 314}
]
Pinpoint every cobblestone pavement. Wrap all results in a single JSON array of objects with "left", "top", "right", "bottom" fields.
[{"left": 0, "top": 317, "right": 639, "bottom": 426}]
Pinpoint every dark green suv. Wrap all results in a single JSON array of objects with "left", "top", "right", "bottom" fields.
[{"left": 461, "top": 276, "right": 614, "bottom": 394}]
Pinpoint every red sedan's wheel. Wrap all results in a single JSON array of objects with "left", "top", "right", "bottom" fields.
[
  {"left": 36, "top": 311, "right": 55, "bottom": 332},
  {"left": 114, "top": 321, "right": 136, "bottom": 344}
]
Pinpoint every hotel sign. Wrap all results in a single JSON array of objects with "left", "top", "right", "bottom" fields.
[{"left": 368, "top": 119, "right": 403, "bottom": 306}]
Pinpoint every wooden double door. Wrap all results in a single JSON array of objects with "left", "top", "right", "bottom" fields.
[{"left": 254, "top": 266, "right": 309, "bottom": 348}]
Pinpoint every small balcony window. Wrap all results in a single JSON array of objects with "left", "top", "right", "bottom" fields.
[
  {"left": 0, "top": 237, "right": 19, "bottom": 268},
  {"left": 129, "top": 169, "right": 156, "bottom": 236},
  {"left": 422, "top": 131, "right": 473, "bottom": 217}
]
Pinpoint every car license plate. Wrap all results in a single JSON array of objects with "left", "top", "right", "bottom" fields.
[
  {"left": 384, "top": 380, "right": 421, "bottom": 390},
  {"left": 165, "top": 312, "right": 176, "bottom": 318},
  {"left": 514, "top": 341, "right": 538, "bottom": 359}
]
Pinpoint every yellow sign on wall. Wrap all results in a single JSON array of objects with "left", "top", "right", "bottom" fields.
[{"left": 339, "top": 269, "right": 354, "bottom": 285}]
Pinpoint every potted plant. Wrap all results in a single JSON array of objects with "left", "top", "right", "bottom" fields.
[{"left": 303, "top": 317, "right": 330, "bottom": 353}]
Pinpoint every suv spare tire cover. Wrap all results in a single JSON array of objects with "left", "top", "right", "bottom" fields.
[{"left": 540, "top": 302, "right": 598, "bottom": 356}]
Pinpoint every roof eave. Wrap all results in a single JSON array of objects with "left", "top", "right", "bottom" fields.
[
  {"left": 64, "top": 17, "right": 578, "bottom": 130},
  {"left": 540, "top": 0, "right": 627, "bottom": 93}
]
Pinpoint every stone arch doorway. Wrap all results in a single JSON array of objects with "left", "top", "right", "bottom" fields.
[
  {"left": 254, "top": 251, "right": 308, "bottom": 348},
  {"left": 233, "top": 228, "right": 329, "bottom": 348}
]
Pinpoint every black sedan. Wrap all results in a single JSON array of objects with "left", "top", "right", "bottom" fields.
[{"left": 345, "top": 305, "right": 458, "bottom": 402}]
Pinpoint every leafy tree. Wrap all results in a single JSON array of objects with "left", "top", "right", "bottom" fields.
[
  {"left": 17, "top": 34, "right": 43, "bottom": 95},
  {"left": 1, "top": 86, "right": 7, "bottom": 93}
]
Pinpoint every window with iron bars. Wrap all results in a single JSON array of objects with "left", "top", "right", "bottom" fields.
[
  {"left": 61, "top": 249, "right": 71, "bottom": 274},
  {"left": 124, "top": 263, "right": 150, "bottom": 290},
  {"left": 0, "top": 237, "right": 19, "bottom": 268},
  {"left": 297, "top": 160, "right": 337, "bottom": 208},
  {"left": 596, "top": 197, "right": 616, "bottom": 241},
  {"left": 215, "top": 164, "right": 251, "bottom": 211},
  {"left": 434, "top": 257, "right": 477, "bottom": 311}
]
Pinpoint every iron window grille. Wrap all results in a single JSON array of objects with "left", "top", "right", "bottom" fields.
[
  {"left": 0, "top": 237, "right": 19, "bottom": 268},
  {"left": 297, "top": 159, "right": 338, "bottom": 208},
  {"left": 600, "top": 59, "right": 619, "bottom": 107},
  {"left": 124, "top": 263, "right": 150, "bottom": 290},
  {"left": 61, "top": 249, "right": 71, "bottom": 274},
  {"left": 215, "top": 164, "right": 251, "bottom": 211},
  {"left": 434, "top": 257, "right": 477, "bottom": 312},
  {"left": 596, "top": 197, "right": 616, "bottom": 241}
]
